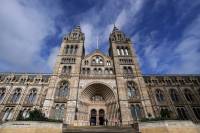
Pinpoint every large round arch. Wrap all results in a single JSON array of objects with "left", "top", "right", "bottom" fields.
[
  {"left": 81, "top": 83, "right": 116, "bottom": 103},
  {"left": 79, "top": 82, "right": 119, "bottom": 126}
]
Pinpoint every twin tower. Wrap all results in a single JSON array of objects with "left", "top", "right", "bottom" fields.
[{"left": 42, "top": 25, "right": 154, "bottom": 126}]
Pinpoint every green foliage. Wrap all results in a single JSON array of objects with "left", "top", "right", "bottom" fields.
[
  {"left": 160, "top": 109, "right": 171, "bottom": 119},
  {"left": 16, "top": 108, "right": 62, "bottom": 123},
  {"left": 25, "top": 109, "right": 47, "bottom": 121},
  {"left": 16, "top": 110, "right": 23, "bottom": 121}
]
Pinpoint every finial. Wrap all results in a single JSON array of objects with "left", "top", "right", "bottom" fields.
[
  {"left": 113, "top": 24, "right": 118, "bottom": 32},
  {"left": 96, "top": 36, "right": 99, "bottom": 49}
]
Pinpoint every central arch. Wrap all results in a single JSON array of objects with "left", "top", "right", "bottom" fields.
[
  {"left": 81, "top": 83, "right": 116, "bottom": 103},
  {"left": 80, "top": 83, "right": 119, "bottom": 126}
]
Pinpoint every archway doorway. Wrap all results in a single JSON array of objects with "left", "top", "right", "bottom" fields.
[
  {"left": 81, "top": 83, "right": 119, "bottom": 126},
  {"left": 99, "top": 109, "right": 105, "bottom": 125},
  {"left": 90, "top": 109, "right": 97, "bottom": 126}
]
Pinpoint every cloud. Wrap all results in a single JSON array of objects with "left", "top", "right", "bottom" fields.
[
  {"left": 47, "top": 47, "right": 60, "bottom": 70},
  {"left": 0, "top": 0, "right": 62, "bottom": 72},
  {"left": 79, "top": 0, "right": 144, "bottom": 53}
]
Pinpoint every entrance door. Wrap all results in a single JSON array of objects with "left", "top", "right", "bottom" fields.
[
  {"left": 90, "top": 109, "right": 97, "bottom": 126},
  {"left": 99, "top": 109, "right": 105, "bottom": 125}
]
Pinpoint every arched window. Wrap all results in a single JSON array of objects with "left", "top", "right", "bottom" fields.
[
  {"left": 177, "top": 107, "right": 188, "bottom": 120},
  {"left": 27, "top": 88, "right": 37, "bottom": 104},
  {"left": 192, "top": 107, "right": 200, "bottom": 120},
  {"left": 56, "top": 81, "right": 69, "bottom": 97},
  {"left": 70, "top": 45, "right": 73, "bottom": 54},
  {"left": 62, "top": 66, "right": 71, "bottom": 74},
  {"left": 127, "top": 82, "right": 137, "bottom": 98},
  {"left": 94, "top": 68, "right": 97, "bottom": 74},
  {"left": 131, "top": 104, "right": 141, "bottom": 120},
  {"left": 54, "top": 104, "right": 64, "bottom": 120},
  {"left": 155, "top": 89, "right": 164, "bottom": 102},
  {"left": 105, "top": 68, "right": 108, "bottom": 74},
  {"left": 0, "top": 87, "right": 6, "bottom": 102},
  {"left": 127, "top": 67, "right": 133, "bottom": 74},
  {"left": 125, "top": 47, "right": 129, "bottom": 55},
  {"left": 92, "top": 56, "right": 104, "bottom": 65},
  {"left": 98, "top": 68, "right": 102, "bottom": 74},
  {"left": 184, "top": 89, "right": 193, "bottom": 102},
  {"left": 11, "top": 88, "right": 21, "bottom": 103},
  {"left": 2, "top": 108, "right": 13, "bottom": 121},
  {"left": 170, "top": 89, "right": 179, "bottom": 102},
  {"left": 117, "top": 46, "right": 120, "bottom": 55},
  {"left": 123, "top": 66, "right": 128, "bottom": 74},
  {"left": 120, "top": 48, "right": 125, "bottom": 55},
  {"left": 22, "top": 108, "right": 30, "bottom": 119}
]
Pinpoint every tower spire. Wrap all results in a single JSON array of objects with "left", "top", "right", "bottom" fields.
[{"left": 96, "top": 36, "right": 99, "bottom": 49}]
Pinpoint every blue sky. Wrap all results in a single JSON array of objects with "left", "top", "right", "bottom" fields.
[{"left": 0, "top": 0, "right": 200, "bottom": 74}]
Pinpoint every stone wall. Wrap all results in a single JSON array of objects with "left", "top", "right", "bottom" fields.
[
  {"left": 0, "top": 121, "right": 62, "bottom": 133},
  {"left": 139, "top": 120, "right": 200, "bottom": 133}
]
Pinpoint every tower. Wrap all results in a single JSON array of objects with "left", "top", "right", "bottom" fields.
[
  {"left": 109, "top": 26, "right": 154, "bottom": 124},
  {"left": 42, "top": 26, "right": 85, "bottom": 124}
]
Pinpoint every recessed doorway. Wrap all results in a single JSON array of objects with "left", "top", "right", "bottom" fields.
[
  {"left": 90, "top": 109, "right": 97, "bottom": 126},
  {"left": 99, "top": 109, "right": 105, "bottom": 125}
]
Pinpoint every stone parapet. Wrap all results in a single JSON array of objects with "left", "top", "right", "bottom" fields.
[{"left": 0, "top": 121, "right": 62, "bottom": 133}]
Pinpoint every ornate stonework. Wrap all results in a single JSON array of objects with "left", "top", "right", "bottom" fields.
[{"left": 0, "top": 26, "right": 200, "bottom": 126}]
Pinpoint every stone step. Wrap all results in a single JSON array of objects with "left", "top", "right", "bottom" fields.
[{"left": 63, "top": 126, "right": 135, "bottom": 133}]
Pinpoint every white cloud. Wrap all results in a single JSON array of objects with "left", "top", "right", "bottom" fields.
[
  {"left": 47, "top": 47, "right": 60, "bottom": 70},
  {"left": 0, "top": 0, "right": 62, "bottom": 72}
]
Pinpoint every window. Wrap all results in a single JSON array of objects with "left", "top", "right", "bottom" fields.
[
  {"left": 11, "top": 88, "right": 21, "bottom": 103},
  {"left": 92, "top": 56, "right": 104, "bottom": 65},
  {"left": 170, "top": 89, "right": 179, "bottom": 102},
  {"left": 155, "top": 89, "right": 164, "bottom": 102},
  {"left": 56, "top": 81, "right": 69, "bottom": 97},
  {"left": 117, "top": 48, "right": 120, "bottom": 55},
  {"left": 98, "top": 68, "right": 102, "bottom": 74},
  {"left": 62, "top": 66, "right": 71, "bottom": 74},
  {"left": 123, "top": 66, "right": 128, "bottom": 74},
  {"left": 127, "top": 82, "right": 137, "bottom": 98},
  {"left": 192, "top": 107, "right": 200, "bottom": 120},
  {"left": 125, "top": 48, "right": 129, "bottom": 55},
  {"left": 177, "top": 107, "right": 188, "bottom": 120},
  {"left": 121, "top": 48, "right": 124, "bottom": 55},
  {"left": 94, "top": 68, "right": 98, "bottom": 74},
  {"left": 109, "top": 68, "right": 113, "bottom": 74},
  {"left": 106, "top": 61, "right": 111, "bottom": 66},
  {"left": 184, "top": 89, "right": 193, "bottom": 102},
  {"left": 105, "top": 68, "right": 108, "bottom": 74},
  {"left": 54, "top": 104, "right": 64, "bottom": 120},
  {"left": 131, "top": 104, "right": 141, "bottom": 120},
  {"left": 0, "top": 87, "right": 6, "bottom": 102},
  {"left": 2, "top": 108, "right": 13, "bottom": 121},
  {"left": 127, "top": 67, "right": 133, "bottom": 74},
  {"left": 22, "top": 108, "right": 30, "bottom": 119},
  {"left": 27, "top": 88, "right": 37, "bottom": 104}
]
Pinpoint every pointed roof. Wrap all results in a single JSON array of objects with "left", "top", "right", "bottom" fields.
[
  {"left": 73, "top": 25, "right": 81, "bottom": 32},
  {"left": 112, "top": 24, "right": 119, "bottom": 32}
]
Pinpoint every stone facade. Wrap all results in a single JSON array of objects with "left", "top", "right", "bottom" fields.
[{"left": 0, "top": 26, "right": 200, "bottom": 126}]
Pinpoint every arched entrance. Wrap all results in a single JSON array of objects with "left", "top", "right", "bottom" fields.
[
  {"left": 90, "top": 109, "right": 97, "bottom": 126},
  {"left": 80, "top": 83, "right": 119, "bottom": 126},
  {"left": 99, "top": 109, "right": 105, "bottom": 125}
]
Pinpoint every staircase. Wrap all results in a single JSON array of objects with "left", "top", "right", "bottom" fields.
[{"left": 63, "top": 126, "right": 136, "bottom": 133}]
